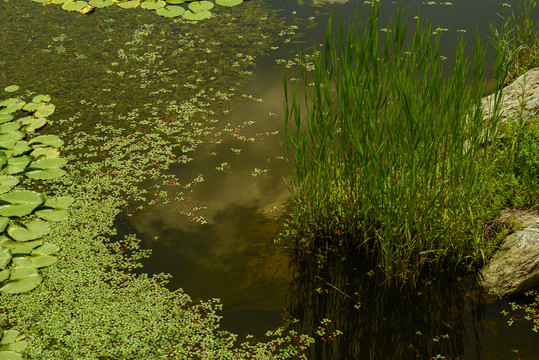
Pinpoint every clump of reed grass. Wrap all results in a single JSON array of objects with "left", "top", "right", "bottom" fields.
[{"left": 283, "top": 3, "right": 511, "bottom": 283}]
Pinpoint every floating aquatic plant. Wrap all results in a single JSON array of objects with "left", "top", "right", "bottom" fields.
[
  {"left": 0, "top": 329, "right": 28, "bottom": 360},
  {"left": 31, "top": 0, "right": 244, "bottom": 20},
  {"left": 0, "top": 88, "right": 71, "bottom": 303}
]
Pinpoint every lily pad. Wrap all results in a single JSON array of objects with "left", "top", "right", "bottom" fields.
[
  {"left": 28, "top": 255, "right": 57, "bottom": 268},
  {"left": 165, "top": 0, "right": 184, "bottom": 3},
  {"left": 116, "top": 0, "right": 139, "bottom": 8},
  {"left": 8, "top": 220, "right": 50, "bottom": 242},
  {"left": 0, "top": 246, "right": 12, "bottom": 270},
  {"left": 3, "top": 156, "right": 31, "bottom": 174},
  {"left": 27, "top": 158, "right": 67, "bottom": 170},
  {"left": 0, "top": 152, "right": 7, "bottom": 169},
  {"left": 141, "top": 0, "right": 165, "bottom": 9},
  {"left": 0, "top": 269, "right": 9, "bottom": 282},
  {"left": 31, "top": 243, "right": 60, "bottom": 256},
  {"left": 34, "top": 103, "right": 55, "bottom": 118},
  {"left": 0, "top": 114, "right": 14, "bottom": 124},
  {"left": 32, "top": 95, "right": 51, "bottom": 103},
  {"left": 44, "top": 196, "right": 75, "bottom": 209},
  {"left": 10, "top": 265, "right": 38, "bottom": 279},
  {"left": 89, "top": 0, "right": 114, "bottom": 6},
  {"left": 25, "top": 168, "right": 67, "bottom": 180},
  {"left": 0, "top": 273, "right": 43, "bottom": 294},
  {"left": 0, "top": 122, "right": 21, "bottom": 134},
  {"left": 0, "top": 330, "right": 28, "bottom": 354},
  {"left": 12, "top": 141, "right": 31, "bottom": 157},
  {"left": 182, "top": 9, "right": 212, "bottom": 20},
  {"left": 22, "top": 102, "right": 44, "bottom": 112},
  {"left": 0, "top": 237, "right": 43, "bottom": 255},
  {"left": 0, "top": 217, "right": 8, "bottom": 232},
  {"left": 3, "top": 86, "right": 19, "bottom": 93},
  {"left": 0, "top": 176, "right": 19, "bottom": 194},
  {"left": 0, "top": 190, "right": 45, "bottom": 217},
  {"left": 155, "top": 5, "right": 185, "bottom": 17},
  {"left": 29, "top": 135, "right": 64, "bottom": 148},
  {"left": 0, "top": 100, "right": 25, "bottom": 115},
  {"left": 0, "top": 132, "right": 25, "bottom": 146},
  {"left": 215, "top": 0, "right": 242, "bottom": 6},
  {"left": 188, "top": 0, "right": 213, "bottom": 11},
  {"left": 30, "top": 147, "right": 60, "bottom": 159},
  {"left": 62, "top": 0, "right": 88, "bottom": 10}
]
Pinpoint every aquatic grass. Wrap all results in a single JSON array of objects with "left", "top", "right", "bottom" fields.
[{"left": 283, "top": 4, "right": 509, "bottom": 282}]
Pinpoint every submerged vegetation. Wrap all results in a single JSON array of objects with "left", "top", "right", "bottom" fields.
[{"left": 283, "top": 3, "right": 521, "bottom": 282}]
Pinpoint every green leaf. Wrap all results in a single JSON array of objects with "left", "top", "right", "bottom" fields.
[
  {"left": 10, "top": 265, "right": 38, "bottom": 279},
  {"left": 29, "top": 135, "right": 64, "bottom": 148},
  {"left": 0, "top": 217, "right": 9, "bottom": 232},
  {"left": 44, "top": 196, "right": 75, "bottom": 209},
  {"left": 3, "top": 86, "right": 19, "bottom": 93},
  {"left": 155, "top": 5, "right": 185, "bottom": 17},
  {"left": 0, "top": 122, "right": 21, "bottom": 134},
  {"left": 0, "top": 237, "right": 43, "bottom": 255},
  {"left": 35, "top": 209, "right": 69, "bottom": 222},
  {"left": 62, "top": 0, "right": 88, "bottom": 10},
  {"left": 12, "top": 141, "right": 31, "bottom": 157},
  {"left": 8, "top": 220, "right": 50, "bottom": 242},
  {"left": 25, "top": 168, "right": 67, "bottom": 180},
  {"left": 30, "top": 147, "right": 60, "bottom": 160},
  {"left": 1, "top": 273, "right": 43, "bottom": 294},
  {"left": 0, "top": 190, "right": 45, "bottom": 217},
  {"left": 0, "top": 100, "right": 25, "bottom": 115},
  {"left": 165, "top": 0, "right": 184, "bottom": 3},
  {"left": 141, "top": 0, "right": 165, "bottom": 9},
  {"left": 89, "top": 0, "right": 114, "bottom": 6},
  {"left": 0, "top": 176, "right": 19, "bottom": 195},
  {"left": 0, "top": 351, "right": 23, "bottom": 360},
  {"left": 31, "top": 243, "right": 60, "bottom": 256},
  {"left": 0, "top": 246, "right": 12, "bottom": 270},
  {"left": 0, "top": 152, "right": 7, "bottom": 169},
  {"left": 116, "top": 0, "right": 139, "bottom": 8},
  {"left": 22, "top": 102, "right": 44, "bottom": 112},
  {"left": 0, "top": 114, "right": 14, "bottom": 124},
  {"left": 188, "top": 0, "right": 213, "bottom": 11},
  {"left": 32, "top": 95, "right": 51, "bottom": 103},
  {"left": 182, "top": 9, "right": 212, "bottom": 20},
  {"left": 0, "top": 269, "right": 9, "bottom": 282},
  {"left": 10, "top": 257, "right": 31, "bottom": 267},
  {"left": 0, "top": 330, "right": 24, "bottom": 345},
  {"left": 3, "top": 156, "right": 31, "bottom": 174},
  {"left": 29, "top": 255, "right": 57, "bottom": 268},
  {"left": 34, "top": 104, "right": 55, "bottom": 118},
  {"left": 215, "top": 0, "right": 242, "bottom": 6},
  {"left": 27, "top": 158, "right": 67, "bottom": 170}
]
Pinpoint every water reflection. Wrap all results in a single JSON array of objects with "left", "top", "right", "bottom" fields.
[{"left": 287, "top": 251, "right": 539, "bottom": 359}]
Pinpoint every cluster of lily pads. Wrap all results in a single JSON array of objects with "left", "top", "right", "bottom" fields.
[
  {"left": 0, "top": 329, "right": 27, "bottom": 360},
  {"left": 31, "top": 0, "right": 244, "bottom": 19},
  {"left": 0, "top": 86, "right": 71, "bottom": 297}
]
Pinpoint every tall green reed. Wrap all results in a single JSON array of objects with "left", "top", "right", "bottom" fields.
[{"left": 283, "top": 3, "right": 510, "bottom": 282}]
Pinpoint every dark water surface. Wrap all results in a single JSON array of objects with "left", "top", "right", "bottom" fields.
[{"left": 1, "top": 0, "right": 538, "bottom": 358}]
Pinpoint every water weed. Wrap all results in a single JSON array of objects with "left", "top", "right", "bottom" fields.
[{"left": 283, "top": 3, "right": 509, "bottom": 282}]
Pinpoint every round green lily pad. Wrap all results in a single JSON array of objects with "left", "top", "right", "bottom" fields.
[
  {"left": 188, "top": 0, "right": 213, "bottom": 11},
  {"left": 29, "top": 135, "right": 64, "bottom": 148},
  {"left": 165, "top": 0, "right": 184, "bottom": 3},
  {"left": 89, "top": 0, "right": 114, "bottom": 6},
  {"left": 1, "top": 273, "right": 43, "bottom": 294},
  {"left": 34, "top": 103, "right": 55, "bottom": 118},
  {"left": 0, "top": 114, "right": 13, "bottom": 124},
  {"left": 3, "top": 86, "right": 19, "bottom": 93},
  {"left": 155, "top": 5, "right": 185, "bottom": 17},
  {"left": 31, "top": 94, "right": 51, "bottom": 103},
  {"left": 0, "top": 176, "right": 20, "bottom": 194},
  {"left": 8, "top": 220, "right": 50, "bottom": 242},
  {"left": 28, "top": 158, "right": 68, "bottom": 170},
  {"left": 182, "top": 9, "right": 212, "bottom": 20},
  {"left": 116, "top": 0, "right": 139, "bottom": 8},
  {"left": 30, "top": 147, "right": 60, "bottom": 159},
  {"left": 141, "top": 0, "right": 165, "bottom": 9},
  {"left": 0, "top": 246, "right": 12, "bottom": 270},
  {"left": 215, "top": 0, "right": 242, "bottom": 6},
  {"left": 25, "top": 168, "right": 67, "bottom": 180}
]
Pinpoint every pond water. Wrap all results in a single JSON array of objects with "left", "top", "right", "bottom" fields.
[{"left": 1, "top": 0, "right": 538, "bottom": 358}]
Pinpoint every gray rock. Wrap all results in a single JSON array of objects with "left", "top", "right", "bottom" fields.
[
  {"left": 482, "top": 67, "right": 539, "bottom": 122},
  {"left": 480, "top": 210, "right": 539, "bottom": 297}
]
